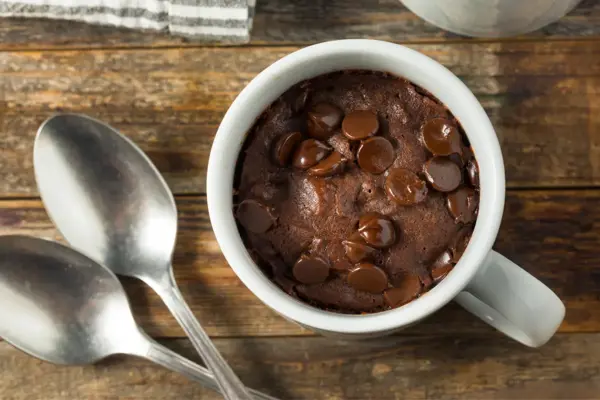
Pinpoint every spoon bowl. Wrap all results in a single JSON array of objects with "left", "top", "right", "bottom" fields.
[
  {"left": 0, "top": 235, "right": 142, "bottom": 364},
  {"left": 33, "top": 114, "right": 177, "bottom": 280}
]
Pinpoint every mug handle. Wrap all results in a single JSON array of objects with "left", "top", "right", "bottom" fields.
[{"left": 454, "top": 250, "right": 565, "bottom": 347}]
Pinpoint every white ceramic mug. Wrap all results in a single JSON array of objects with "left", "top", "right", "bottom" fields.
[
  {"left": 207, "top": 40, "right": 565, "bottom": 347},
  {"left": 400, "top": 0, "right": 582, "bottom": 37}
]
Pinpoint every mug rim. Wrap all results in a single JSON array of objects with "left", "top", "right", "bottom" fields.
[{"left": 207, "top": 39, "right": 505, "bottom": 334}]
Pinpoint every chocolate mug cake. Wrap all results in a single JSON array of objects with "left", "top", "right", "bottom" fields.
[{"left": 234, "top": 70, "right": 479, "bottom": 314}]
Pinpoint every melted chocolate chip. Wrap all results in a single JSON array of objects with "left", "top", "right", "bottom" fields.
[
  {"left": 423, "top": 156, "right": 462, "bottom": 192},
  {"left": 342, "top": 232, "right": 378, "bottom": 263},
  {"left": 431, "top": 249, "right": 453, "bottom": 270},
  {"left": 421, "top": 118, "right": 462, "bottom": 156},
  {"left": 383, "top": 274, "right": 422, "bottom": 308},
  {"left": 385, "top": 168, "right": 428, "bottom": 206},
  {"left": 293, "top": 90, "right": 310, "bottom": 113},
  {"left": 466, "top": 159, "right": 480, "bottom": 188},
  {"left": 450, "top": 226, "right": 473, "bottom": 263},
  {"left": 292, "top": 139, "right": 332, "bottom": 169},
  {"left": 342, "top": 110, "right": 379, "bottom": 140},
  {"left": 356, "top": 136, "right": 395, "bottom": 174},
  {"left": 430, "top": 249, "right": 454, "bottom": 282},
  {"left": 459, "top": 145, "right": 474, "bottom": 165},
  {"left": 293, "top": 255, "right": 330, "bottom": 284},
  {"left": 347, "top": 263, "right": 389, "bottom": 294},
  {"left": 446, "top": 187, "right": 478, "bottom": 223},
  {"left": 419, "top": 270, "right": 434, "bottom": 290},
  {"left": 358, "top": 213, "right": 396, "bottom": 249},
  {"left": 273, "top": 131, "right": 303, "bottom": 167},
  {"left": 309, "top": 151, "right": 346, "bottom": 177},
  {"left": 236, "top": 199, "right": 276, "bottom": 234},
  {"left": 307, "top": 103, "right": 344, "bottom": 140},
  {"left": 432, "top": 264, "right": 453, "bottom": 282}
]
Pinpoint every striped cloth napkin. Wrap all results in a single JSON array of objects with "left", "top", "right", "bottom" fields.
[{"left": 0, "top": 0, "right": 255, "bottom": 42}]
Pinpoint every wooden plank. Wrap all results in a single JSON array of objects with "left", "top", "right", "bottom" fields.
[
  {"left": 1, "top": 333, "right": 599, "bottom": 399},
  {"left": 0, "top": 0, "right": 599, "bottom": 50},
  {"left": 0, "top": 190, "right": 597, "bottom": 338},
  {"left": 1, "top": 40, "right": 600, "bottom": 196}
]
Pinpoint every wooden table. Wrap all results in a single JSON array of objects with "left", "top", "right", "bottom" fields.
[{"left": 1, "top": 1, "right": 600, "bottom": 398}]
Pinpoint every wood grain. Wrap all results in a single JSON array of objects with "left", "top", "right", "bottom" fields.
[
  {"left": 0, "top": 0, "right": 599, "bottom": 50},
  {"left": 1, "top": 333, "right": 600, "bottom": 399},
  {"left": 1, "top": 2, "right": 597, "bottom": 397},
  {"left": 0, "top": 190, "right": 597, "bottom": 338},
  {"left": 2, "top": 39, "right": 600, "bottom": 196}
]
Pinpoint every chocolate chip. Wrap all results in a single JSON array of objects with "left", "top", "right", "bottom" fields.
[
  {"left": 385, "top": 168, "right": 428, "bottom": 206},
  {"left": 293, "top": 91, "right": 309, "bottom": 113},
  {"left": 309, "top": 151, "right": 346, "bottom": 177},
  {"left": 420, "top": 118, "right": 462, "bottom": 156},
  {"left": 358, "top": 213, "right": 396, "bottom": 249},
  {"left": 431, "top": 249, "right": 453, "bottom": 270},
  {"left": 236, "top": 199, "right": 276, "bottom": 233},
  {"left": 342, "top": 110, "right": 379, "bottom": 140},
  {"left": 419, "top": 270, "right": 434, "bottom": 290},
  {"left": 446, "top": 187, "right": 478, "bottom": 223},
  {"left": 307, "top": 103, "right": 343, "bottom": 140},
  {"left": 273, "top": 131, "right": 303, "bottom": 167},
  {"left": 423, "top": 156, "right": 462, "bottom": 192},
  {"left": 356, "top": 136, "right": 395, "bottom": 174},
  {"left": 432, "top": 265, "right": 452, "bottom": 282},
  {"left": 292, "top": 139, "right": 332, "bottom": 169},
  {"left": 459, "top": 145, "right": 474, "bottom": 165},
  {"left": 466, "top": 159, "right": 479, "bottom": 188},
  {"left": 383, "top": 274, "right": 422, "bottom": 308},
  {"left": 293, "top": 254, "right": 330, "bottom": 284},
  {"left": 347, "top": 263, "right": 389, "bottom": 294},
  {"left": 450, "top": 226, "right": 473, "bottom": 263},
  {"left": 342, "top": 232, "right": 377, "bottom": 263},
  {"left": 430, "top": 249, "right": 453, "bottom": 282}
]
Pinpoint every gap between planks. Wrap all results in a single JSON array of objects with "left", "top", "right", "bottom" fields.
[{"left": 1, "top": 36, "right": 600, "bottom": 54}]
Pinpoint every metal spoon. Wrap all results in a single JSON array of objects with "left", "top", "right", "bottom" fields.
[
  {"left": 0, "top": 235, "right": 274, "bottom": 399},
  {"left": 33, "top": 114, "right": 254, "bottom": 400}
]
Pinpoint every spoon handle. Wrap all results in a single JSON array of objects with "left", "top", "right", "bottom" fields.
[
  {"left": 140, "top": 337, "right": 278, "bottom": 400},
  {"left": 150, "top": 269, "right": 254, "bottom": 400}
]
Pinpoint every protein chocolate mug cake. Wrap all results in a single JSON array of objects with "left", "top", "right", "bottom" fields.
[
  {"left": 209, "top": 40, "right": 564, "bottom": 346},
  {"left": 234, "top": 70, "right": 479, "bottom": 313}
]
